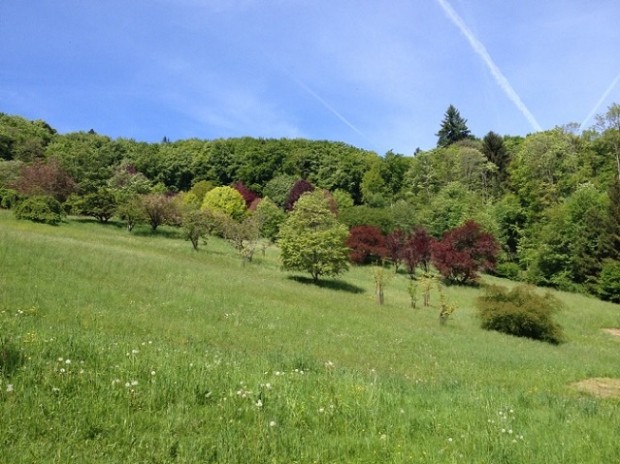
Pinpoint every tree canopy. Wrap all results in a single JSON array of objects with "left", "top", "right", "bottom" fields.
[{"left": 279, "top": 191, "right": 349, "bottom": 282}]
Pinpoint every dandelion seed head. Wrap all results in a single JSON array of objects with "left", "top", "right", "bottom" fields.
[
  {"left": 6, "top": 384, "right": 14, "bottom": 393},
  {"left": 269, "top": 421, "right": 276, "bottom": 427}
]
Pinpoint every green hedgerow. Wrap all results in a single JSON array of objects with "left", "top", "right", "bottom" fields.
[{"left": 477, "top": 284, "right": 565, "bottom": 344}]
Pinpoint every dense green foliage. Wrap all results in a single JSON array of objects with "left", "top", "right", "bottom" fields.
[
  {"left": 279, "top": 191, "right": 349, "bottom": 281},
  {"left": 201, "top": 185, "right": 247, "bottom": 220},
  {"left": 1, "top": 104, "right": 620, "bottom": 301},
  {"left": 14, "top": 195, "right": 63, "bottom": 225},
  {"left": 597, "top": 260, "right": 620, "bottom": 303},
  {"left": 477, "top": 285, "right": 565, "bottom": 344}
]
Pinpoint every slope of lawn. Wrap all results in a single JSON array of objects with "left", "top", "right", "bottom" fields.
[{"left": 1, "top": 209, "right": 619, "bottom": 463}]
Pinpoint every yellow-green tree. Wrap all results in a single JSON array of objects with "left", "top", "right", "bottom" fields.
[
  {"left": 201, "top": 186, "right": 246, "bottom": 220},
  {"left": 279, "top": 191, "right": 349, "bottom": 282}
]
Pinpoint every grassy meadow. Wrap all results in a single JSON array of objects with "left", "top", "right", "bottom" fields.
[{"left": 1, "top": 209, "right": 619, "bottom": 463}]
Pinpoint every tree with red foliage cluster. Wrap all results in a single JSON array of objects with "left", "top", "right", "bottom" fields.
[
  {"left": 431, "top": 220, "right": 499, "bottom": 284},
  {"left": 284, "top": 179, "right": 314, "bottom": 211},
  {"left": 400, "top": 227, "right": 433, "bottom": 277},
  {"left": 346, "top": 225, "right": 387, "bottom": 264},
  {"left": 232, "top": 181, "right": 259, "bottom": 208},
  {"left": 385, "top": 229, "right": 406, "bottom": 270},
  {"left": 14, "top": 158, "right": 75, "bottom": 202}
]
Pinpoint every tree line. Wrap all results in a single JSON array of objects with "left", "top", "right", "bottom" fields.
[{"left": 1, "top": 104, "right": 619, "bottom": 301}]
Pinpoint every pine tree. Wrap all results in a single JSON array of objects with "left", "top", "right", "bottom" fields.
[{"left": 436, "top": 105, "right": 471, "bottom": 147}]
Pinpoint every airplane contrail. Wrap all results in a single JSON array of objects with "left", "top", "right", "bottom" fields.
[
  {"left": 580, "top": 71, "right": 620, "bottom": 132},
  {"left": 260, "top": 49, "right": 377, "bottom": 149},
  {"left": 435, "top": 0, "right": 543, "bottom": 132}
]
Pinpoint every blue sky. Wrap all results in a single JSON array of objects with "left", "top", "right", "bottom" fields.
[{"left": 1, "top": 0, "right": 619, "bottom": 155}]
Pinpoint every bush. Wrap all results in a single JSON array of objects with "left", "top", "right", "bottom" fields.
[
  {"left": 14, "top": 195, "right": 63, "bottom": 225},
  {"left": 598, "top": 260, "right": 620, "bottom": 304},
  {"left": 477, "top": 285, "right": 565, "bottom": 344},
  {"left": 494, "top": 261, "right": 522, "bottom": 281},
  {"left": 0, "top": 187, "right": 21, "bottom": 209}
]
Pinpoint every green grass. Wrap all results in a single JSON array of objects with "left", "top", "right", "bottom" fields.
[{"left": 1, "top": 209, "right": 619, "bottom": 463}]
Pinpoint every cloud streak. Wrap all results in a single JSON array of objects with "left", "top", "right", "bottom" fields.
[
  {"left": 580, "top": 71, "right": 620, "bottom": 132},
  {"left": 261, "top": 49, "right": 378, "bottom": 150},
  {"left": 435, "top": 0, "right": 542, "bottom": 132}
]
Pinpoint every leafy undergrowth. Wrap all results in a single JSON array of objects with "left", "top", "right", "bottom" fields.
[{"left": 1, "top": 210, "right": 620, "bottom": 463}]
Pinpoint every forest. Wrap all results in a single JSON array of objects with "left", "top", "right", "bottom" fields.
[{"left": 1, "top": 104, "right": 619, "bottom": 302}]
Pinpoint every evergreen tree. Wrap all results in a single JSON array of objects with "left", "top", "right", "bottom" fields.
[
  {"left": 436, "top": 105, "right": 471, "bottom": 147},
  {"left": 481, "top": 131, "right": 509, "bottom": 183}
]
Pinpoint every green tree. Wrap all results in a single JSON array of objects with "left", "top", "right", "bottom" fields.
[
  {"left": 201, "top": 186, "right": 246, "bottom": 220},
  {"left": 598, "top": 260, "right": 620, "bottom": 303},
  {"left": 141, "top": 193, "right": 179, "bottom": 231},
  {"left": 78, "top": 188, "right": 117, "bottom": 223},
  {"left": 263, "top": 174, "right": 297, "bottom": 209},
  {"left": 481, "top": 131, "right": 510, "bottom": 187},
  {"left": 117, "top": 195, "right": 147, "bottom": 232},
  {"left": 182, "top": 209, "right": 210, "bottom": 251},
  {"left": 594, "top": 103, "right": 620, "bottom": 180},
  {"left": 510, "top": 128, "right": 581, "bottom": 218},
  {"left": 279, "top": 191, "right": 349, "bottom": 282},
  {"left": 436, "top": 105, "right": 471, "bottom": 147},
  {"left": 190, "top": 180, "right": 215, "bottom": 204},
  {"left": 255, "top": 197, "right": 286, "bottom": 242},
  {"left": 360, "top": 163, "right": 389, "bottom": 207}
]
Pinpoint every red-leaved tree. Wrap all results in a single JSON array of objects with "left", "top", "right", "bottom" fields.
[
  {"left": 284, "top": 179, "right": 314, "bottom": 211},
  {"left": 14, "top": 158, "right": 75, "bottom": 202},
  {"left": 401, "top": 227, "right": 434, "bottom": 277},
  {"left": 233, "top": 181, "right": 259, "bottom": 209},
  {"left": 346, "top": 225, "right": 387, "bottom": 264},
  {"left": 385, "top": 229, "right": 406, "bottom": 270},
  {"left": 431, "top": 220, "right": 499, "bottom": 284}
]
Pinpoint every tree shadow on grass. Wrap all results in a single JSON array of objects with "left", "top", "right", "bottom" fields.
[
  {"left": 132, "top": 227, "right": 182, "bottom": 240},
  {"left": 287, "top": 276, "right": 365, "bottom": 294}
]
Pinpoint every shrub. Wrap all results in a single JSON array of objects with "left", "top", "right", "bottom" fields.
[
  {"left": 14, "top": 195, "right": 63, "bottom": 225},
  {"left": 494, "top": 261, "right": 522, "bottom": 281},
  {"left": 0, "top": 187, "right": 21, "bottom": 209},
  {"left": 598, "top": 260, "right": 620, "bottom": 304},
  {"left": 477, "top": 285, "right": 565, "bottom": 344}
]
